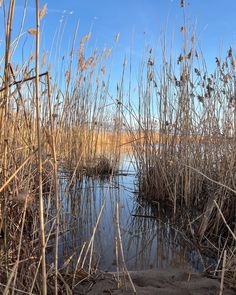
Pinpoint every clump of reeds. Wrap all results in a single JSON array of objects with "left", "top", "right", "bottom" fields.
[
  {"left": 131, "top": 21, "right": 236, "bottom": 285},
  {"left": 0, "top": 0, "right": 125, "bottom": 292},
  {"left": 81, "top": 155, "right": 115, "bottom": 177}
]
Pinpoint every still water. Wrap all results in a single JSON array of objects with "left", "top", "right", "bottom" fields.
[{"left": 50, "top": 154, "right": 204, "bottom": 272}]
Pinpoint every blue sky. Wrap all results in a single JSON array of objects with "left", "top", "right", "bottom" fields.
[
  {"left": 1, "top": 0, "right": 236, "bottom": 94},
  {"left": 1, "top": 1, "right": 236, "bottom": 60}
]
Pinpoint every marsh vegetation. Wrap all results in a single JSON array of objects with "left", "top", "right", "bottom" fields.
[{"left": 0, "top": 1, "right": 236, "bottom": 294}]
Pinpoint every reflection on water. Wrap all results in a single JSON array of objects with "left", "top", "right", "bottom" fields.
[{"left": 49, "top": 154, "right": 204, "bottom": 272}]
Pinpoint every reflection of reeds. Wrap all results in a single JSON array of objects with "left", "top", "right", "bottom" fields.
[
  {"left": 1, "top": 0, "right": 236, "bottom": 292},
  {"left": 126, "top": 199, "right": 200, "bottom": 271}
]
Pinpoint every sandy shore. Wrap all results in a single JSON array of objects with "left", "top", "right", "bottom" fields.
[{"left": 75, "top": 269, "right": 235, "bottom": 295}]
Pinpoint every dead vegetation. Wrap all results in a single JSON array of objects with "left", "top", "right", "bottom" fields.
[
  {"left": 0, "top": 0, "right": 236, "bottom": 294},
  {"left": 132, "top": 21, "right": 236, "bottom": 289}
]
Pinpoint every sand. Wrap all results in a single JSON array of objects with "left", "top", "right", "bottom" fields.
[{"left": 75, "top": 269, "right": 235, "bottom": 295}]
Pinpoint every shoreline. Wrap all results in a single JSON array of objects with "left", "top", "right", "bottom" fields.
[{"left": 75, "top": 268, "right": 236, "bottom": 294}]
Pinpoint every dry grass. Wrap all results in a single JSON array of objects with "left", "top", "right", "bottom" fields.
[
  {"left": 0, "top": 1, "right": 124, "bottom": 293},
  {"left": 0, "top": 0, "right": 236, "bottom": 293},
  {"left": 130, "top": 23, "right": 236, "bottom": 288}
]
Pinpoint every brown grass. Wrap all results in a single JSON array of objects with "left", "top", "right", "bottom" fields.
[{"left": 0, "top": 0, "right": 236, "bottom": 293}]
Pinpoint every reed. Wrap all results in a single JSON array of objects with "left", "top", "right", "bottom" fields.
[
  {"left": 130, "top": 22, "right": 236, "bottom": 287},
  {"left": 0, "top": 0, "right": 236, "bottom": 293},
  {"left": 0, "top": 0, "right": 123, "bottom": 293}
]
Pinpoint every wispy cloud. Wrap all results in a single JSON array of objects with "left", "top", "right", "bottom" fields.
[{"left": 15, "top": 5, "right": 74, "bottom": 16}]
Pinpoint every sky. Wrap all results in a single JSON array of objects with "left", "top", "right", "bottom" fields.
[
  {"left": 0, "top": 0, "right": 236, "bottom": 97},
  {"left": 0, "top": 1, "right": 236, "bottom": 59}
]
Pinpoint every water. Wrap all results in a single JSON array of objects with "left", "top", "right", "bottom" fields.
[{"left": 49, "top": 154, "right": 205, "bottom": 272}]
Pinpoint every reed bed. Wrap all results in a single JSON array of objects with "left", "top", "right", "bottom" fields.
[
  {"left": 0, "top": 1, "right": 124, "bottom": 293},
  {"left": 0, "top": 0, "right": 236, "bottom": 293},
  {"left": 131, "top": 23, "right": 236, "bottom": 288}
]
